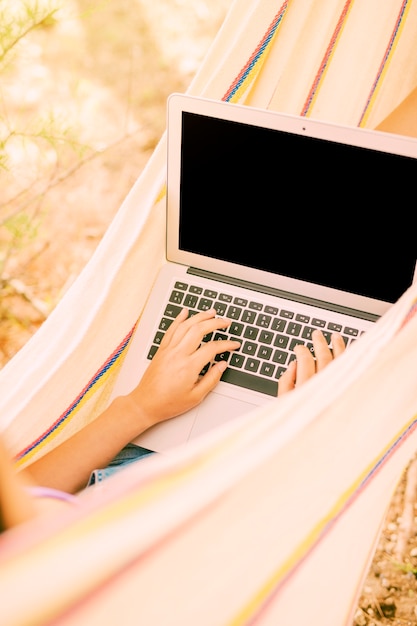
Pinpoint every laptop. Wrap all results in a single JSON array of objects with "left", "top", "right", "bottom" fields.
[{"left": 111, "top": 93, "right": 417, "bottom": 452}]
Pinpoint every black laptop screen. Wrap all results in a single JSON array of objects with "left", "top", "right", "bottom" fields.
[{"left": 178, "top": 111, "right": 416, "bottom": 304}]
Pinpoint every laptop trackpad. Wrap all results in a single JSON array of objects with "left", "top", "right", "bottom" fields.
[
  {"left": 189, "top": 392, "right": 257, "bottom": 440},
  {"left": 132, "top": 392, "right": 258, "bottom": 452}
]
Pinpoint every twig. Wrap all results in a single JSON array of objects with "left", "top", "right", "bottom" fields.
[{"left": 3, "top": 277, "right": 49, "bottom": 318}]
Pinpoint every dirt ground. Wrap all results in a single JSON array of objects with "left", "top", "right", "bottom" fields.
[{"left": 1, "top": 2, "right": 417, "bottom": 624}]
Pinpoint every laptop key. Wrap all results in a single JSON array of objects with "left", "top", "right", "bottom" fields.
[
  {"left": 302, "top": 326, "right": 314, "bottom": 340},
  {"left": 344, "top": 326, "right": 359, "bottom": 337},
  {"left": 245, "top": 358, "right": 260, "bottom": 373},
  {"left": 204, "top": 289, "right": 218, "bottom": 298},
  {"left": 169, "top": 290, "right": 185, "bottom": 304},
  {"left": 322, "top": 331, "right": 332, "bottom": 344},
  {"left": 275, "top": 366, "right": 286, "bottom": 379},
  {"left": 189, "top": 287, "right": 202, "bottom": 296},
  {"left": 257, "top": 345, "right": 272, "bottom": 360},
  {"left": 289, "top": 338, "right": 305, "bottom": 351},
  {"left": 280, "top": 309, "right": 294, "bottom": 319},
  {"left": 198, "top": 297, "right": 214, "bottom": 310},
  {"left": 273, "top": 349, "right": 288, "bottom": 364},
  {"left": 229, "top": 353, "right": 245, "bottom": 368},
  {"left": 287, "top": 322, "right": 302, "bottom": 336},
  {"left": 311, "top": 318, "right": 326, "bottom": 327},
  {"left": 214, "top": 351, "right": 231, "bottom": 363},
  {"left": 259, "top": 330, "right": 274, "bottom": 344},
  {"left": 243, "top": 326, "right": 259, "bottom": 340},
  {"left": 213, "top": 301, "right": 227, "bottom": 316},
  {"left": 274, "top": 334, "right": 289, "bottom": 349},
  {"left": 241, "top": 310, "right": 256, "bottom": 324},
  {"left": 184, "top": 294, "right": 198, "bottom": 308},
  {"left": 221, "top": 368, "right": 278, "bottom": 396},
  {"left": 159, "top": 317, "right": 174, "bottom": 331},
  {"left": 271, "top": 318, "right": 287, "bottom": 332},
  {"left": 328, "top": 322, "right": 342, "bottom": 332},
  {"left": 260, "top": 362, "right": 275, "bottom": 377},
  {"left": 227, "top": 305, "right": 243, "bottom": 319},
  {"left": 229, "top": 322, "right": 244, "bottom": 336},
  {"left": 256, "top": 313, "right": 272, "bottom": 328},
  {"left": 164, "top": 303, "right": 182, "bottom": 318},
  {"left": 242, "top": 341, "right": 257, "bottom": 355},
  {"left": 265, "top": 306, "right": 278, "bottom": 315},
  {"left": 147, "top": 345, "right": 159, "bottom": 360},
  {"left": 153, "top": 331, "right": 165, "bottom": 345}
]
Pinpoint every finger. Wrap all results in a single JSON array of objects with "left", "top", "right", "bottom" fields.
[
  {"left": 312, "top": 330, "right": 333, "bottom": 372},
  {"left": 195, "top": 338, "right": 241, "bottom": 368},
  {"left": 194, "top": 360, "right": 229, "bottom": 399},
  {"left": 160, "top": 307, "right": 190, "bottom": 348},
  {"left": 331, "top": 332, "right": 346, "bottom": 358},
  {"left": 177, "top": 313, "right": 233, "bottom": 354},
  {"left": 189, "top": 312, "right": 232, "bottom": 340},
  {"left": 277, "top": 359, "right": 297, "bottom": 396},
  {"left": 293, "top": 343, "right": 316, "bottom": 385},
  {"left": 165, "top": 308, "right": 231, "bottom": 352}
]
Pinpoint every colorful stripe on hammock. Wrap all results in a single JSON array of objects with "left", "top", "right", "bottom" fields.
[
  {"left": 222, "top": 1, "right": 289, "bottom": 103},
  {"left": 232, "top": 414, "right": 417, "bottom": 626},
  {"left": 15, "top": 184, "right": 167, "bottom": 466},
  {"left": 7, "top": 300, "right": 417, "bottom": 624},
  {"left": 15, "top": 324, "right": 136, "bottom": 464},
  {"left": 30, "top": 373, "right": 417, "bottom": 626},
  {"left": 18, "top": 0, "right": 411, "bottom": 466},
  {"left": 56, "top": 302, "right": 417, "bottom": 626},
  {"left": 358, "top": 0, "right": 411, "bottom": 127},
  {"left": 400, "top": 297, "right": 417, "bottom": 329},
  {"left": 301, "top": 0, "right": 411, "bottom": 123},
  {"left": 231, "top": 299, "right": 417, "bottom": 625},
  {"left": 300, "top": 0, "right": 354, "bottom": 118}
]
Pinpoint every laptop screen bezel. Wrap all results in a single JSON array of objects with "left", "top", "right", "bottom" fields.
[{"left": 166, "top": 93, "right": 417, "bottom": 318}]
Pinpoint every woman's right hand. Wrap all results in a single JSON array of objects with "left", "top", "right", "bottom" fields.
[
  {"left": 278, "top": 329, "right": 346, "bottom": 395},
  {"left": 129, "top": 307, "right": 241, "bottom": 428}
]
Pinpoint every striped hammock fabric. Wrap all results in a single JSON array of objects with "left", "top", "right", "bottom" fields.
[{"left": 1, "top": 0, "right": 417, "bottom": 624}]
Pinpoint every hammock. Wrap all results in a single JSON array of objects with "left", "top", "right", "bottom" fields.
[{"left": 1, "top": 0, "right": 417, "bottom": 623}]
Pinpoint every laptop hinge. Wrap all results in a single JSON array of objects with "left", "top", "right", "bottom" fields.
[{"left": 187, "top": 267, "right": 380, "bottom": 322}]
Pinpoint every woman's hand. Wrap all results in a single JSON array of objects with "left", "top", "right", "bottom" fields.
[
  {"left": 278, "top": 330, "right": 346, "bottom": 395},
  {"left": 27, "top": 308, "right": 241, "bottom": 493},
  {"left": 129, "top": 308, "right": 241, "bottom": 427}
]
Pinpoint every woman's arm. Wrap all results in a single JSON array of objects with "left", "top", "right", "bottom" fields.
[
  {"left": 26, "top": 308, "right": 241, "bottom": 493},
  {"left": 0, "top": 438, "right": 36, "bottom": 531}
]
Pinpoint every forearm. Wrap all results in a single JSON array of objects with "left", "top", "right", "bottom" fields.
[
  {"left": 25, "top": 395, "right": 151, "bottom": 494},
  {"left": 24, "top": 309, "right": 240, "bottom": 494},
  {"left": 0, "top": 439, "right": 37, "bottom": 529}
]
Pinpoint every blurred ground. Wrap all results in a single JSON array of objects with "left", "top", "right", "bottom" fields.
[{"left": 0, "top": 0, "right": 230, "bottom": 363}]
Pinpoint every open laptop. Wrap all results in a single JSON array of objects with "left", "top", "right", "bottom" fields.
[{"left": 112, "top": 93, "right": 417, "bottom": 452}]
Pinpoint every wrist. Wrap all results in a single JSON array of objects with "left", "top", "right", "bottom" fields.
[{"left": 110, "top": 394, "right": 155, "bottom": 441}]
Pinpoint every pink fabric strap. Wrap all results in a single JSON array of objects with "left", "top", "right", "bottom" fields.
[{"left": 26, "top": 486, "right": 79, "bottom": 505}]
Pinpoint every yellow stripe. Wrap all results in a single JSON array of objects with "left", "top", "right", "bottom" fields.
[
  {"left": 228, "top": 412, "right": 417, "bottom": 625},
  {"left": 360, "top": 1, "right": 411, "bottom": 127}
]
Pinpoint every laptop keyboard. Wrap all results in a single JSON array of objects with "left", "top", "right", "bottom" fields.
[{"left": 146, "top": 281, "right": 363, "bottom": 397}]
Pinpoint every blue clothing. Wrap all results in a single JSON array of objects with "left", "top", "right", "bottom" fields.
[{"left": 87, "top": 443, "right": 155, "bottom": 486}]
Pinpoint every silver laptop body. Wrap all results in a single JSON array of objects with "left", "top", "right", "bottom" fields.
[{"left": 112, "top": 93, "right": 417, "bottom": 452}]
